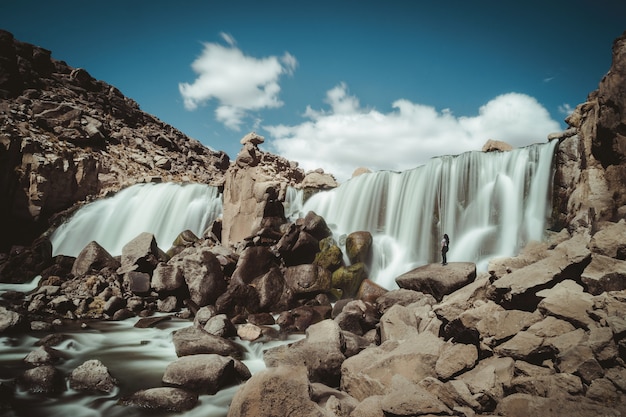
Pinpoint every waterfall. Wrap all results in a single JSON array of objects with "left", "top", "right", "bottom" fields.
[
  {"left": 302, "top": 141, "right": 558, "bottom": 289},
  {"left": 50, "top": 182, "right": 223, "bottom": 257}
]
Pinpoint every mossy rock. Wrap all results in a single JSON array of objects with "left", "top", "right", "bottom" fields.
[
  {"left": 314, "top": 237, "right": 344, "bottom": 272},
  {"left": 332, "top": 263, "right": 367, "bottom": 298},
  {"left": 346, "top": 231, "right": 373, "bottom": 265}
]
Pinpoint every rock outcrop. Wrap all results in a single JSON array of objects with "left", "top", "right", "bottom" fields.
[{"left": 552, "top": 31, "right": 626, "bottom": 230}]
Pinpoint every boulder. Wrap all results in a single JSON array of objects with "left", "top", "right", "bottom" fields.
[
  {"left": 151, "top": 263, "right": 184, "bottom": 293},
  {"left": 496, "top": 393, "right": 621, "bottom": 417},
  {"left": 249, "top": 267, "right": 284, "bottom": 311},
  {"left": 345, "top": 231, "right": 373, "bottom": 265},
  {"left": 589, "top": 219, "right": 626, "bottom": 259},
  {"left": 178, "top": 247, "right": 226, "bottom": 306},
  {"left": 204, "top": 314, "right": 237, "bottom": 338},
  {"left": 536, "top": 280, "right": 596, "bottom": 329},
  {"left": 381, "top": 375, "right": 452, "bottom": 416},
  {"left": 227, "top": 365, "right": 329, "bottom": 417},
  {"left": 69, "top": 359, "right": 118, "bottom": 393},
  {"left": 171, "top": 326, "right": 244, "bottom": 359},
  {"left": 162, "top": 354, "right": 250, "bottom": 395},
  {"left": 435, "top": 341, "right": 478, "bottom": 380},
  {"left": 489, "top": 234, "right": 591, "bottom": 309},
  {"left": 17, "top": 365, "right": 65, "bottom": 395},
  {"left": 0, "top": 306, "right": 23, "bottom": 333},
  {"left": 482, "top": 139, "right": 513, "bottom": 152},
  {"left": 119, "top": 387, "right": 198, "bottom": 412},
  {"left": 332, "top": 263, "right": 368, "bottom": 298},
  {"left": 313, "top": 237, "right": 344, "bottom": 272},
  {"left": 580, "top": 254, "right": 626, "bottom": 294},
  {"left": 264, "top": 319, "right": 346, "bottom": 386},
  {"left": 284, "top": 264, "right": 331, "bottom": 296},
  {"left": 340, "top": 331, "right": 444, "bottom": 401},
  {"left": 457, "top": 356, "right": 515, "bottom": 412},
  {"left": 71, "top": 241, "right": 120, "bottom": 276},
  {"left": 396, "top": 262, "right": 476, "bottom": 302}
]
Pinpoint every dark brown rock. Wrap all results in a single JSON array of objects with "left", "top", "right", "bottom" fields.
[{"left": 395, "top": 262, "right": 476, "bottom": 302}]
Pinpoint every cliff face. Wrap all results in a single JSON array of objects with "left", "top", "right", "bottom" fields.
[
  {"left": 552, "top": 31, "right": 626, "bottom": 231},
  {"left": 0, "top": 30, "right": 230, "bottom": 251}
]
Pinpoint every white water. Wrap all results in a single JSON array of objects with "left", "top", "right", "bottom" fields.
[
  {"left": 302, "top": 141, "right": 558, "bottom": 289},
  {"left": 50, "top": 183, "right": 223, "bottom": 257}
]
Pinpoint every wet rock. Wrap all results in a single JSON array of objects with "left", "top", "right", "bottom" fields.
[
  {"left": 69, "top": 359, "right": 118, "bottom": 393},
  {"left": 204, "top": 314, "right": 237, "bottom": 338},
  {"left": 237, "top": 323, "right": 263, "bottom": 341},
  {"left": 302, "top": 211, "right": 332, "bottom": 241},
  {"left": 313, "top": 237, "right": 344, "bottom": 272},
  {"left": 332, "top": 263, "right": 367, "bottom": 298},
  {"left": 119, "top": 387, "right": 198, "bottom": 412},
  {"left": 249, "top": 267, "right": 284, "bottom": 311},
  {"left": 276, "top": 305, "right": 329, "bottom": 333},
  {"left": 0, "top": 306, "right": 23, "bottom": 332},
  {"left": 17, "top": 365, "right": 65, "bottom": 395},
  {"left": 345, "top": 231, "right": 373, "bottom": 267},
  {"left": 357, "top": 278, "right": 387, "bottom": 303},
  {"left": 23, "top": 345, "right": 65, "bottom": 366},
  {"left": 162, "top": 354, "right": 250, "bottom": 395},
  {"left": 172, "top": 325, "right": 244, "bottom": 359}
]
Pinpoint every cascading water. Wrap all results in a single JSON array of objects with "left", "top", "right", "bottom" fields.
[
  {"left": 302, "top": 141, "right": 558, "bottom": 289},
  {"left": 50, "top": 182, "right": 223, "bottom": 257}
]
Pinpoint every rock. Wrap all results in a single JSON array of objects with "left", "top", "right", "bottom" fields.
[
  {"left": 123, "top": 271, "right": 151, "bottom": 294},
  {"left": 536, "top": 280, "right": 596, "bottom": 329},
  {"left": 378, "top": 304, "right": 418, "bottom": 343},
  {"left": 71, "top": 241, "right": 120, "bottom": 276},
  {"left": 230, "top": 246, "right": 277, "bottom": 285},
  {"left": 162, "top": 354, "right": 250, "bottom": 395},
  {"left": 17, "top": 365, "right": 65, "bottom": 395},
  {"left": 381, "top": 375, "right": 452, "bottom": 416},
  {"left": 0, "top": 306, "right": 23, "bottom": 332},
  {"left": 580, "top": 254, "right": 626, "bottom": 294},
  {"left": 340, "top": 331, "right": 444, "bottom": 401},
  {"left": 376, "top": 289, "right": 437, "bottom": 314},
  {"left": 357, "top": 278, "right": 388, "bottom": 303},
  {"left": 313, "top": 237, "right": 344, "bottom": 272},
  {"left": 589, "top": 220, "right": 626, "bottom": 259},
  {"left": 227, "top": 365, "right": 328, "bottom": 417},
  {"left": 489, "top": 234, "right": 591, "bottom": 309},
  {"left": 495, "top": 393, "right": 621, "bottom": 417},
  {"left": 151, "top": 263, "right": 184, "bottom": 293},
  {"left": 332, "top": 263, "right": 368, "bottom": 298},
  {"left": 493, "top": 331, "right": 555, "bottom": 363},
  {"left": 204, "top": 314, "right": 237, "bottom": 338},
  {"left": 118, "top": 232, "right": 162, "bottom": 274},
  {"left": 345, "top": 231, "right": 373, "bottom": 265},
  {"left": 171, "top": 326, "right": 244, "bottom": 359},
  {"left": 510, "top": 373, "right": 583, "bottom": 397},
  {"left": 396, "top": 262, "right": 476, "bottom": 302},
  {"left": 482, "top": 139, "right": 513, "bottom": 152},
  {"left": 249, "top": 267, "right": 284, "bottom": 311},
  {"left": 435, "top": 341, "right": 478, "bottom": 380},
  {"left": 284, "top": 264, "right": 331, "bottom": 296},
  {"left": 556, "top": 345, "right": 605, "bottom": 384},
  {"left": 457, "top": 356, "right": 514, "bottom": 411},
  {"left": 177, "top": 247, "right": 226, "bottom": 306},
  {"left": 69, "top": 359, "right": 118, "bottom": 393},
  {"left": 302, "top": 211, "right": 333, "bottom": 241},
  {"left": 237, "top": 323, "right": 262, "bottom": 341},
  {"left": 119, "top": 387, "right": 198, "bottom": 412},
  {"left": 301, "top": 170, "right": 339, "bottom": 189},
  {"left": 264, "top": 319, "right": 346, "bottom": 386}
]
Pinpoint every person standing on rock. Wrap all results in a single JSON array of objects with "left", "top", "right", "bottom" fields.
[{"left": 441, "top": 234, "right": 449, "bottom": 265}]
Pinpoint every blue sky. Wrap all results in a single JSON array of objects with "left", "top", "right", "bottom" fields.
[{"left": 2, "top": 0, "right": 625, "bottom": 181}]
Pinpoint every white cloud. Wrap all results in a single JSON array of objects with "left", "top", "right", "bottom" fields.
[
  {"left": 558, "top": 103, "right": 574, "bottom": 116},
  {"left": 179, "top": 36, "right": 297, "bottom": 130},
  {"left": 266, "top": 84, "right": 561, "bottom": 182}
]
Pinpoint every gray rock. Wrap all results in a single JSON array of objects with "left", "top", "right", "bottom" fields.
[
  {"left": 119, "top": 387, "right": 198, "bottom": 412},
  {"left": 162, "top": 354, "right": 250, "bottom": 395},
  {"left": 172, "top": 326, "right": 244, "bottom": 359},
  {"left": 396, "top": 262, "right": 476, "bottom": 302},
  {"left": 69, "top": 359, "right": 118, "bottom": 393}
]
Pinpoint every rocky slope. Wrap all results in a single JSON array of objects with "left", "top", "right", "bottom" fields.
[{"left": 0, "top": 29, "right": 230, "bottom": 252}]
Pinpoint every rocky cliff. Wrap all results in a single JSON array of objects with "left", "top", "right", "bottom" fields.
[
  {"left": 0, "top": 29, "right": 230, "bottom": 252},
  {"left": 552, "top": 31, "right": 626, "bottom": 232}
]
